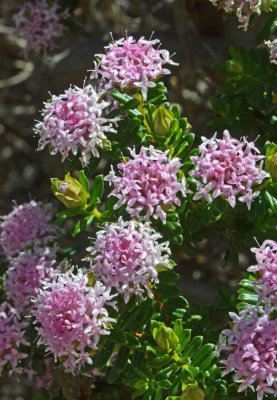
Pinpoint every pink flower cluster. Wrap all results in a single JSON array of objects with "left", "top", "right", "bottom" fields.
[
  {"left": 210, "top": 0, "right": 262, "bottom": 31},
  {"left": 5, "top": 247, "right": 58, "bottom": 312},
  {"left": 105, "top": 146, "right": 187, "bottom": 223},
  {"left": 86, "top": 217, "right": 171, "bottom": 303},
  {"left": 32, "top": 268, "right": 117, "bottom": 374},
  {"left": 13, "top": 0, "right": 68, "bottom": 59},
  {"left": 90, "top": 35, "right": 178, "bottom": 100},
  {"left": 34, "top": 85, "right": 116, "bottom": 167},
  {"left": 190, "top": 130, "right": 268, "bottom": 209},
  {"left": 0, "top": 302, "right": 29, "bottom": 375},
  {"left": 218, "top": 307, "right": 277, "bottom": 400},
  {"left": 248, "top": 240, "right": 277, "bottom": 305},
  {"left": 0, "top": 201, "right": 60, "bottom": 258}
]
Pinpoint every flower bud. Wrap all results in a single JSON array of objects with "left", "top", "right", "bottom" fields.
[
  {"left": 155, "top": 324, "right": 179, "bottom": 351},
  {"left": 153, "top": 105, "right": 175, "bottom": 136},
  {"left": 264, "top": 141, "right": 277, "bottom": 179},
  {"left": 181, "top": 386, "right": 205, "bottom": 400},
  {"left": 51, "top": 173, "right": 89, "bottom": 209}
]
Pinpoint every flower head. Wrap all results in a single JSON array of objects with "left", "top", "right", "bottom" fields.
[
  {"left": 190, "top": 130, "right": 269, "bottom": 209},
  {"left": 218, "top": 307, "right": 277, "bottom": 400},
  {"left": 0, "top": 201, "right": 59, "bottom": 258},
  {"left": 13, "top": 0, "right": 68, "bottom": 59},
  {"left": 210, "top": 0, "right": 262, "bottom": 31},
  {"left": 34, "top": 85, "right": 116, "bottom": 167},
  {"left": 32, "top": 268, "right": 116, "bottom": 374},
  {"left": 90, "top": 35, "right": 178, "bottom": 100},
  {"left": 105, "top": 146, "right": 187, "bottom": 223},
  {"left": 86, "top": 218, "right": 171, "bottom": 303},
  {"left": 0, "top": 302, "right": 29, "bottom": 376},
  {"left": 248, "top": 240, "right": 277, "bottom": 304},
  {"left": 5, "top": 247, "right": 58, "bottom": 312}
]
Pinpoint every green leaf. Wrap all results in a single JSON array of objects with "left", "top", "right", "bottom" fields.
[
  {"left": 71, "top": 215, "right": 94, "bottom": 236},
  {"left": 183, "top": 336, "right": 203, "bottom": 358},
  {"left": 198, "top": 350, "right": 219, "bottom": 371},
  {"left": 90, "top": 175, "right": 104, "bottom": 206},
  {"left": 53, "top": 216, "right": 66, "bottom": 227},
  {"left": 109, "top": 329, "right": 127, "bottom": 345},
  {"left": 106, "top": 366, "right": 121, "bottom": 384},
  {"left": 191, "top": 343, "right": 215, "bottom": 366},
  {"left": 93, "top": 341, "right": 114, "bottom": 369},
  {"left": 78, "top": 170, "right": 90, "bottom": 192},
  {"left": 147, "top": 354, "right": 171, "bottom": 368},
  {"left": 125, "top": 332, "right": 141, "bottom": 349},
  {"left": 180, "top": 329, "right": 191, "bottom": 351},
  {"left": 110, "top": 90, "right": 133, "bottom": 104},
  {"left": 264, "top": 190, "right": 277, "bottom": 211},
  {"left": 154, "top": 388, "right": 164, "bottom": 400},
  {"left": 157, "top": 380, "right": 172, "bottom": 390},
  {"left": 173, "top": 319, "right": 183, "bottom": 339}
]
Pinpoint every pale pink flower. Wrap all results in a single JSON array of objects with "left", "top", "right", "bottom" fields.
[
  {"left": 5, "top": 247, "right": 58, "bottom": 312},
  {"left": 190, "top": 130, "right": 269, "bottom": 209},
  {"left": 105, "top": 146, "right": 188, "bottom": 223},
  {"left": 0, "top": 201, "right": 60, "bottom": 258},
  {"left": 34, "top": 85, "right": 116, "bottom": 167},
  {"left": 86, "top": 217, "right": 171, "bottom": 303},
  {"left": 90, "top": 35, "right": 178, "bottom": 101},
  {"left": 248, "top": 240, "right": 277, "bottom": 305},
  {"left": 32, "top": 268, "right": 117, "bottom": 374},
  {"left": 13, "top": 0, "right": 69, "bottom": 59},
  {"left": 210, "top": 0, "right": 262, "bottom": 30},
  {"left": 0, "top": 302, "right": 29, "bottom": 376},
  {"left": 218, "top": 307, "right": 277, "bottom": 400}
]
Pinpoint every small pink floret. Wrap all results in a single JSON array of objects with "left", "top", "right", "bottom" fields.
[
  {"left": 104, "top": 146, "right": 188, "bottom": 223},
  {"left": 0, "top": 302, "right": 29, "bottom": 376},
  {"left": 32, "top": 268, "right": 117, "bottom": 374},
  {"left": 190, "top": 130, "right": 269, "bottom": 209},
  {"left": 86, "top": 217, "right": 171, "bottom": 303},
  {"left": 0, "top": 201, "right": 60, "bottom": 258},
  {"left": 13, "top": 0, "right": 68, "bottom": 59},
  {"left": 34, "top": 85, "right": 116, "bottom": 166},
  {"left": 5, "top": 247, "right": 58, "bottom": 312},
  {"left": 218, "top": 307, "right": 277, "bottom": 400},
  {"left": 90, "top": 35, "right": 178, "bottom": 100}
]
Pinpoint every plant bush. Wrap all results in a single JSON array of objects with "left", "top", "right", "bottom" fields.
[{"left": 1, "top": 0, "right": 277, "bottom": 399}]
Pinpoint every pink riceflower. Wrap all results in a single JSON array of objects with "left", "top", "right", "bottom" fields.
[
  {"left": 248, "top": 240, "right": 277, "bottom": 304},
  {"left": 0, "top": 201, "right": 60, "bottom": 258},
  {"left": 86, "top": 217, "right": 171, "bottom": 303},
  {"left": 210, "top": 0, "right": 262, "bottom": 31},
  {"left": 32, "top": 268, "right": 117, "bottom": 374},
  {"left": 104, "top": 146, "right": 188, "bottom": 223},
  {"left": 0, "top": 302, "right": 29, "bottom": 376},
  {"left": 13, "top": 0, "right": 69, "bottom": 59},
  {"left": 4, "top": 247, "right": 58, "bottom": 313},
  {"left": 90, "top": 34, "right": 178, "bottom": 101},
  {"left": 34, "top": 85, "right": 117, "bottom": 167},
  {"left": 190, "top": 130, "right": 269, "bottom": 209},
  {"left": 218, "top": 307, "right": 277, "bottom": 400}
]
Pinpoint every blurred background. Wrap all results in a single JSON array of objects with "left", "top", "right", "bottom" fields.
[{"left": 0, "top": 1, "right": 261, "bottom": 398}]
